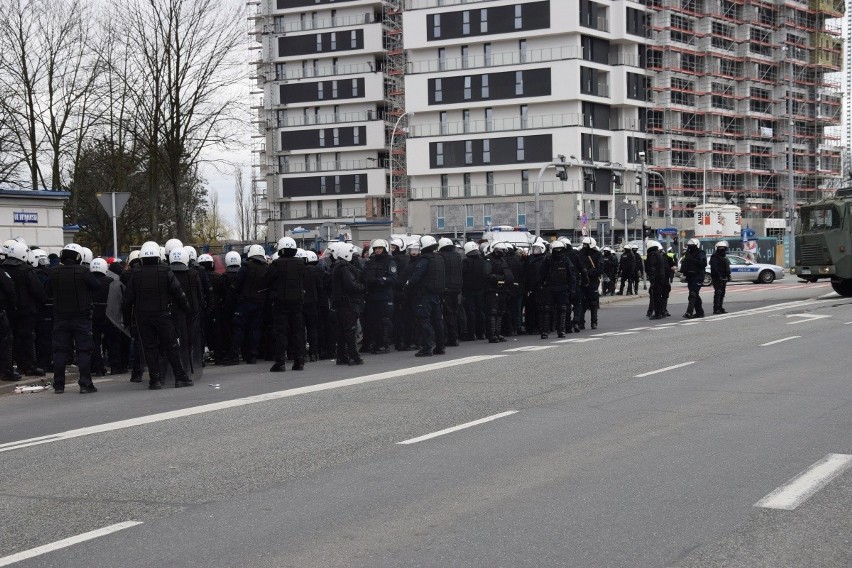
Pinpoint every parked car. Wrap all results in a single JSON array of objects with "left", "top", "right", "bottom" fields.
[{"left": 679, "top": 255, "right": 785, "bottom": 285}]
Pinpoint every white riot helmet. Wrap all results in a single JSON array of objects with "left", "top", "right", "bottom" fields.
[
  {"left": 5, "top": 241, "right": 27, "bottom": 262},
  {"left": 716, "top": 240, "right": 729, "bottom": 249},
  {"left": 277, "top": 237, "right": 297, "bottom": 251},
  {"left": 128, "top": 250, "right": 141, "bottom": 264},
  {"left": 81, "top": 247, "right": 93, "bottom": 265},
  {"left": 437, "top": 237, "right": 454, "bottom": 250},
  {"left": 28, "top": 248, "right": 48, "bottom": 267},
  {"left": 463, "top": 242, "right": 479, "bottom": 255},
  {"left": 687, "top": 238, "right": 700, "bottom": 247},
  {"left": 339, "top": 244, "right": 356, "bottom": 262},
  {"left": 90, "top": 258, "right": 109, "bottom": 274},
  {"left": 558, "top": 236, "right": 572, "bottom": 247},
  {"left": 491, "top": 242, "right": 510, "bottom": 255},
  {"left": 305, "top": 251, "right": 318, "bottom": 263},
  {"left": 61, "top": 243, "right": 83, "bottom": 263},
  {"left": 581, "top": 237, "right": 596, "bottom": 248},
  {"left": 295, "top": 248, "right": 307, "bottom": 260},
  {"left": 183, "top": 246, "right": 197, "bottom": 263},
  {"left": 164, "top": 239, "right": 183, "bottom": 255},
  {"left": 631, "top": 244, "right": 640, "bottom": 251},
  {"left": 371, "top": 239, "right": 389, "bottom": 252},
  {"left": 531, "top": 241, "right": 546, "bottom": 255},
  {"left": 550, "top": 240, "right": 566, "bottom": 251},
  {"left": 1, "top": 239, "right": 17, "bottom": 256},
  {"left": 407, "top": 242, "right": 421, "bottom": 255},
  {"left": 140, "top": 241, "right": 160, "bottom": 259},
  {"left": 225, "top": 251, "right": 241, "bottom": 267},
  {"left": 198, "top": 253, "right": 214, "bottom": 265},
  {"left": 646, "top": 240, "right": 662, "bottom": 252},
  {"left": 419, "top": 235, "right": 438, "bottom": 251},
  {"left": 247, "top": 244, "right": 265, "bottom": 259},
  {"left": 170, "top": 248, "right": 189, "bottom": 266},
  {"left": 390, "top": 238, "right": 404, "bottom": 252}
]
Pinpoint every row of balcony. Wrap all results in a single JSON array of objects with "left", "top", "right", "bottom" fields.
[
  {"left": 274, "top": 207, "right": 366, "bottom": 221},
  {"left": 275, "top": 158, "right": 384, "bottom": 174},
  {"left": 410, "top": 180, "right": 586, "bottom": 201}
]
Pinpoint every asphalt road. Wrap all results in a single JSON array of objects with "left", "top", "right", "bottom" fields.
[{"left": 1, "top": 280, "right": 850, "bottom": 567}]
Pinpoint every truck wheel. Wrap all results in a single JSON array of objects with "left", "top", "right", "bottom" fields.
[{"left": 831, "top": 279, "right": 852, "bottom": 297}]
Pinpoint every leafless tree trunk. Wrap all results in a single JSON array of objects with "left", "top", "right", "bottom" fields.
[{"left": 234, "top": 165, "right": 250, "bottom": 242}]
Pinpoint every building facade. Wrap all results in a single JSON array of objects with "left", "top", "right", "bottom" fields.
[{"left": 249, "top": 0, "right": 844, "bottom": 245}]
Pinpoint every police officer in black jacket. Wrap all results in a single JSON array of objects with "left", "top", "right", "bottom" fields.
[
  {"left": 363, "top": 239, "right": 397, "bottom": 354},
  {"left": 484, "top": 242, "right": 514, "bottom": 343},
  {"left": 221, "top": 244, "right": 268, "bottom": 365},
  {"left": 46, "top": 244, "right": 101, "bottom": 393},
  {"left": 331, "top": 243, "right": 365, "bottom": 365},
  {"left": 644, "top": 240, "right": 668, "bottom": 319},
  {"left": 0, "top": 268, "right": 16, "bottom": 381},
  {"left": 123, "top": 241, "right": 192, "bottom": 390},
  {"left": 601, "top": 247, "right": 619, "bottom": 296},
  {"left": 303, "top": 250, "right": 324, "bottom": 361},
  {"left": 1, "top": 240, "right": 46, "bottom": 376},
  {"left": 265, "top": 237, "right": 306, "bottom": 372},
  {"left": 617, "top": 247, "right": 636, "bottom": 295},
  {"left": 539, "top": 240, "right": 576, "bottom": 339},
  {"left": 680, "top": 238, "right": 707, "bottom": 318},
  {"left": 710, "top": 240, "right": 732, "bottom": 314},
  {"left": 169, "top": 248, "right": 206, "bottom": 381},
  {"left": 89, "top": 258, "right": 114, "bottom": 376},
  {"left": 390, "top": 239, "right": 412, "bottom": 350},
  {"left": 29, "top": 248, "right": 54, "bottom": 371},
  {"left": 523, "top": 240, "right": 547, "bottom": 336},
  {"left": 564, "top": 239, "right": 587, "bottom": 333},
  {"left": 579, "top": 238, "right": 603, "bottom": 330},
  {"left": 461, "top": 242, "right": 487, "bottom": 341},
  {"left": 438, "top": 238, "right": 462, "bottom": 347},
  {"left": 405, "top": 236, "right": 446, "bottom": 357}
]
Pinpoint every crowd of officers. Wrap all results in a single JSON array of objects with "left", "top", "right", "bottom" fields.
[{"left": 0, "top": 233, "right": 733, "bottom": 393}]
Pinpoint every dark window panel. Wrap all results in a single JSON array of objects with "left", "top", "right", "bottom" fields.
[
  {"left": 426, "top": 1, "right": 549, "bottom": 41},
  {"left": 428, "top": 68, "right": 551, "bottom": 105},
  {"left": 281, "top": 126, "right": 366, "bottom": 151},
  {"left": 280, "top": 78, "right": 365, "bottom": 104},
  {"left": 281, "top": 173, "right": 365, "bottom": 198},
  {"left": 429, "top": 134, "right": 552, "bottom": 168},
  {"left": 277, "top": 0, "right": 359, "bottom": 7},
  {"left": 278, "top": 29, "right": 363, "bottom": 57}
]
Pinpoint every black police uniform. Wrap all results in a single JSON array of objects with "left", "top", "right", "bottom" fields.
[
  {"left": 363, "top": 250, "right": 397, "bottom": 354},
  {"left": 171, "top": 262, "right": 206, "bottom": 381},
  {"left": 264, "top": 251, "right": 306, "bottom": 371},
  {"left": 33, "top": 263, "right": 54, "bottom": 370},
  {"left": 645, "top": 249, "right": 668, "bottom": 319},
  {"left": 1, "top": 256, "right": 45, "bottom": 375},
  {"left": 0, "top": 270, "right": 16, "bottom": 381},
  {"left": 303, "top": 260, "right": 324, "bottom": 361},
  {"left": 225, "top": 257, "right": 268, "bottom": 364},
  {"left": 483, "top": 251, "right": 513, "bottom": 343},
  {"left": 565, "top": 246, "right": 586, "bottom": 332},
  {"left": 461, "top": 251, "right": 488, "bottom": 340},
  {"left": 602, "top": 251, "right": 619, "bottom": 296},
  {"left": 123, "top": 258, "right": 192, "bottom": 389},
  {"left": 680, "top": 246, "right": 707, "bottom": 318},
  {"left": 391, "top": 250, "right": 412, "bottom": 349},
  {"left": 46, "top": 257, "right": 101, "bottom": 393},
  {"left": 710, "top": 249, "right": 732, "bottom": 314},
  {"left": 617, "top": 250, "right": 636, "bottom": 295},
  {"left": 438, "top": 246, "right": 462, "bottom": 346},
  {"left": 405, "top": 248, "right": 445, "bottom": 356},
  {"left": 580, "top": 246, "right": 603, "bottom": 329},
  {"left": 331, "top": 256, "right": 365, "bottom": 365},
  {"left": 91, "top": 270, "right": 113, "bottom": 375},
  {"left": 539, "top": 248, "right": 576, "bottom": 338}
]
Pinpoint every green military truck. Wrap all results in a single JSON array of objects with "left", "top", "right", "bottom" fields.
[{"left": 794, "top": 186, "right": 852, "bottom": 296}]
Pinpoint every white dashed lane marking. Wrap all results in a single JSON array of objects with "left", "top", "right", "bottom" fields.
[
  {"left": 759, "top": 336, "right": 801, "bottom": 347},
  {"left": 397, "top": 411, "right": 518, "bottom": 445},
  {"left": 634, "top": 361, "right": 696, "bottom": 378},
  {"left": 755, "top": 454, "right": 852, "bottom": 511},
  {"left": 0, "top": 521, "right": 143, "bottom": 567}
]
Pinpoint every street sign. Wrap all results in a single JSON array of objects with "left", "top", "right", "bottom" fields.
[
  {"left": 615, "top": 203, "right": 637, "bottom": 225},
  {"left": 658, "top": 227, "right": 677, "bottom": 236},
  {"left": 95, "top": 192, "right": 131, "bottom": 217}
]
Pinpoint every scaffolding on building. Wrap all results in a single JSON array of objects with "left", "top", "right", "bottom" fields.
[
  {"left": 646, "top": 0, "right": 844, "bottom": 223},
  {"left": 383, "top": 0, "right": 408, "bottom": 230},
  {"left": 247, "top": 0, "right": 273, "bottom": 241}
]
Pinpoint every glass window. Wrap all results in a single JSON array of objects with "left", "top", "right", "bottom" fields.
[
  {"left": 483, "top": 139, "right": 491, "bottom": 163},
  {"left": 317, "top": 82, "right": 324, "bottom": 99},
  {"left": 436, "top": 142, "right": 444, "bottom": 166},
  {"left": 484, "top": 43, "right": 492, "bottom": 66},
  {"left": 480, "top": 9, "right": 488, "bottom": 33},
  {"left": 279, "top": 155, "right": 290, "bottom": 173},
  {"left": 462, "top": 11, "right": 470, "bottom": 35},
  {"left": 517, "top": 137, "right": 525, "bottom": 161},
  {"left": 485, "top": 108, "right": 493, "bottom": 132},
  {"left": 515, "top": 71, "right": 524, "bottom": 95},
  {"left": 435, "top": 78, "right": 443, "bottom": 102},
  {"left": 466, "top": 203, "right": 475, "bottom": 228},
  {"left": 465, "top": 140, "right": 473, "bottom": 164},
  {"left": 320, "top": 177, "right": 326, "bottom": 193},
  {"left": 433, "top": 13, "right": 441, "bottom": 38},
  {"left": 440, "top": 176, "right": 449, "bottom": 199},
  {"left": 353, "top": 126, "right": 360, "bottom": 144},
  {"left": 463, "top": 109, "right": 471, "bottom": 133},
  {"left": 332, "top": 80, "right": 338, "bottom": 98},
  {"left": 464, "top": 76, "right": 472, "bottom": 100},
  {"left": 486, "top": 173, "right": 494, "bottom": 197},
  {"left": 275, "top": 62, "right": 287, "bottom": 80},
  {"left": 277, "top": 109, "right": 288, "bottom": 127},
  {"left": 316, "top": 33, "right": 322, "bottom": 52},
  {"left": 352, "top": 79, "right": 359, "bottom": 96},
  {"left": 520, "top": 105, "right": 528, "bottom": 128},
  {"left": 484, "top": 200, "right": 493, "bottom": 223},
  {"left": 481, "top": 75, "right": 489, "bottom": 98},
  {"left": 319, "top": 129, "right": 325, "bottom": 147},
  {"left": 521, "top": 170, "right": 530, "bottom": 194},
  {"left": 334, "top": 175, "right": 340, "bottom": 193},
  {"left": 436, "top": 204, "right": 446, "bottom": 229},
  {"left": 515, "top": 5, "right": 522, "bottom": 29},
  {"left": 801, "top": 205, "right": 842, "bottom": 232},
  {"left": 438, "top": 48, "right": 446, "bottom": 71},
  {"left": 333, "top": 128, "right": 340, "bottom": 146},
  {"left": 517, "top": 202, "right": 526, "bottom": 226},
  {"left": 354, "top": 175, "right": 361, "bottom": 192},
  {"left": 464, "top": 173, "right": 472, "bottom": 197},
  {"left": 350, "top": 30, "right": 357, "bottom": 49},
  {"left": 330, "top": 32, "right": 336, "bottom": 50},
  {"left": 440, "top": 111, "right": 448, "bottom": 135},
  {"left": 519, "top": 39, "right": 527, "bottom": 63},
  {"left": 461, "top": 45, "right": 469, "bottom": 69}
]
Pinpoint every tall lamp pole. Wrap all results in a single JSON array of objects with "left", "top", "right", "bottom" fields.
[
  {"left": 784, "top": 47, "right": 796, "bottom": 268},
  {"left": 389, "top": 110, "right": 411, "bottom": 233}
]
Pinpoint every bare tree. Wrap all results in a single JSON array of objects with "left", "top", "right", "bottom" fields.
[
  {"left": 194, "top": 190, "right": 230, "bottom": 244},
  {"left": 116, "top": 0, "right": 245, "bottom": 241},
  {"left": 234, "top": 165, "right": 251, "bottom": 242}
]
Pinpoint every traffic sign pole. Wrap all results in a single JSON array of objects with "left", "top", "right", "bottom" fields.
[{"left": 111, "top": 192, "right": 118, "bottom": 259}]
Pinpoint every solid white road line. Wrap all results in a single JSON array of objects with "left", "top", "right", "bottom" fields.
[
  {"left": 0, "top": 521, "right": 142, "bottom": 567},
  {"left": 397, "top": 411, "right": 518, "bottom": 445},
  {"left": 754, "top": 454, "right": 852, "bottom": 511},
  {"left": 759, "top": 336, "right": 801, "bottom": 347},
  {"left": 0, "top": 355, "right": 505, "bottom": 454},
  {"left": 634, "top": 361, "right": 695, "bottom": 378}
]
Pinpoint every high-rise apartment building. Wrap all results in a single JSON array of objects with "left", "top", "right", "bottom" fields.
[{"left": 249, "top": 0, "right": 843, "bottom": 244}]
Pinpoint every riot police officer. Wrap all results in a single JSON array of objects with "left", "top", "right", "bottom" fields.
[
  {"left": 303, "top": 250, "right": 324, "bottom": 361},
  {"left": 644, "top": 240, "right": 668, "bottom": 320},
  {"left": 710, "top": 240, "right": 732, "bottom": 314},
  {"left": 579, "top": 238, "right": 602, "bottom": 330},
  {"left": 390, "top": 238, "right": 411, "bottom": 350},
  {"left": 484, "top": 242, "right": 514, "bottom": 343},
  {"left": 523, "top": 240, "right": 547, "bottom": 336},
  {"left": 265, "top": 237, "right": 306, "bottom": 372},
  {"left": 29, "top": 248, "right": 53, "bottom": 371},
  {"left": 601, "top": 247, "right": 619, "bottom": 296},
  {"left": 539, "top": 240, "right": 576, "bottom": 339},
  {"left": 0, "top": 268, "right": 16, "bottom": 381},
  {"left": 89, "top": 258, "right": 114, "bottom": 376},
  {"left": 461, "top": 241, "right": 487, "bottom": 341},
  {"left": 331, "top": 243, "right": 365, "bottom": 365},
  {"left": 46, "top": 244, "right": 101, "bottom": 393},
  {"left": 617, "top": 246, "right": 636, "bottom": 295},
  {"left": 122, "top": 241, "right": 192, "bottom": 389},
  {"left": 563, "top": 238, "right": 586, "bottom": 333},
  {"left": 680, "top": 238, "right": 707, "bottom": 318},
  {"left": 1, "top": 240, "right": 45, "bottom": 376},
  {"left": 215, "top": 251, "right": 242, "bottom": 365},
  {"left": 405, "top": 235, "right": 445, "bottom": 356},
  {"left": 363, "top": 239, "right": 397, "bottom": 354},
  {"left": 221, "top": 244, "right": 268, "bottom": 365},
  {"left": 438, "top": 238, "right": 462, "bottom": 346},
  {"left": 170, "top": 248, "right": 205, "bottom": 381}
]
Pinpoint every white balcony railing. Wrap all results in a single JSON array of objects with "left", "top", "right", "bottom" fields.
[
  {"left": 410, "top": 113, "right": 584, "bottom": 137},
  {"left": 408, "top": 45, "right": 583, "bottom": 74},
  {"left": 274, "top": 61, "right": 377, "bottom": 80},
  {"left": 273, "top": 13, "right": 375, "bottom": 34},
  {"left": 277, "top": 159, "right": 384, "bottom": 174},
  {"left": 411, "top": 180, "right": 584, "bottom": 200},
  {"left": 276, "top": 110, "right": 381, "bottom": 128}
]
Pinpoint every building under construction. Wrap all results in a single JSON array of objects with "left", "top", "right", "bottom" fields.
[{"left": 646, "top": 0, "right": 844, "bottom": 236}]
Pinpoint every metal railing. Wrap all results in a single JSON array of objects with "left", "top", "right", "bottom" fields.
[
  {"left": 277, "top": 110, "right": 381, "bottom": 128},
  {"left": 277, "top": 159, "right": 383, "bottom": 174},
  {"left": 410, "top": 113, "right": 583, "bottom": 137},
  {"left": 274, "top": 13, "right": 375, "bottom": 33},
  {"left": 408, "top": 45, "right": 582, "bottom": 74},
  {"left": 278, "top": 207, "right": 366, "bottom": 221},
  {"left": 411, "top": 180, "right": 583, "bottom": 200},
  {"left": 275, "top": 61, "right": 377, "bottom": 80}
]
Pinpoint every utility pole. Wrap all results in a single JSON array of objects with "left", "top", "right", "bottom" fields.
[{"left": 785, "top": 48, "right": 796, "bottom": 268}]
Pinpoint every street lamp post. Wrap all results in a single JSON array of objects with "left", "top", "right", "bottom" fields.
[
  {"left": 784, "top": 47, "right": 796, "bottom": 268},
  {"left": 388, "top": 110, "right": 411, "bottom": 233},
  {"left": 534, "top": 157, "right": 572, "bottom": 238}
]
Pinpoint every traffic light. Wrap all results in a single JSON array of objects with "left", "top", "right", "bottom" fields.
[
  {"left": 612, "top": 171, "right": 623, "bottom": 188},
  {"left": 556, "top": 168, "right": 568, "bottom": 181},
  {"left": 642, "top": 223, "right": 652, "bottom": 238},
  {"left": 635, "top": 173, "right": 643, "bottom": 188}
]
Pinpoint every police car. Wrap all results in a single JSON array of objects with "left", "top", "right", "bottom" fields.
[{"left": 688, "top": 255, "right": 784, "bottom": 285}]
